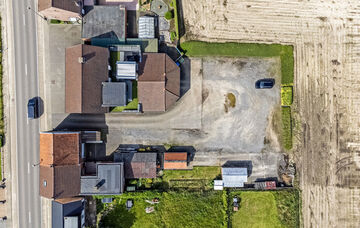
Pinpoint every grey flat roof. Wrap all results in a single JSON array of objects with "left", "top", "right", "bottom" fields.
[
  {"left": 102, "top": 82, "right": 127, "bottom": 107},
  {"left": 83, "top": 6, "right": 126, "bottom": 39},
  {"left": 80, "top": 163, "right": 124, "bottom": 195},
  {"left": 52, "top": 199, "right": 84, "bottom": 228},
  {"left": 222, "top": 167, "right": 248, "bottom": 188},
  {"left": 138, "top": 16, "right": 155, "bottom": 39}
]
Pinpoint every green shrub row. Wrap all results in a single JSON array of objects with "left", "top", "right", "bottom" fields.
[
  {"left": 281, "top": 86, "right": 293, "bottom": 106},
  {"left": 282, "top": 106, "right": 292, "bottom": 150}
]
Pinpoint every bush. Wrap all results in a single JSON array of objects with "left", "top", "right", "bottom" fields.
[
  {"left": 170, "top": 31, "right": 176, "bottom": 41},
  {"left": 164, "top": 10, "right": 174, "bottom": 20},
  {"left": 281, "top": 86, "right": 293, "bottom": 106}
]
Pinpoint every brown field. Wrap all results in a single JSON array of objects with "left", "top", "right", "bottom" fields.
[{"left": 181, "top": 0, "right": 360, "bottom": 227}]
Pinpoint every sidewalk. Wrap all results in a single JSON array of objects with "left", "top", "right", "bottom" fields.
[{"left": 1, "top": 0, "right": 17, "bottom": 226}]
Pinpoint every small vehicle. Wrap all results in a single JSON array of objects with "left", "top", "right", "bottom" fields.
[
  {"left": 126, "top": 199, "right": 133, "bottom": 210},
  {"left": 255, "top": 78, "right": 275, "bottom": 89},
  {"left": 27, "top": 98, "right": 39, "bottom": 119}
]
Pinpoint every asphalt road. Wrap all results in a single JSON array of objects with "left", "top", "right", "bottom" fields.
[{"left": 12, "top": 0, "right": 41, "bottom": 227}]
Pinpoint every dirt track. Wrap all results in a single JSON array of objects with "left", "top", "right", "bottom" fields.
[{"left": 181, "top": 0, "right": 360, "bottom": 227}]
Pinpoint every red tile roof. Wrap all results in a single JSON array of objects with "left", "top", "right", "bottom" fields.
[
  {"left": 164, "top": 162, "right": 188, "bottom": 170},
  {"left": 164, "top": 152, "right": 187, "bottom": 161},
  {"left": 138, "top": 53, "right": 180, "bottom": 112},
  {"left": 40, "top": 132, "right": 80, "bottom": 166}
]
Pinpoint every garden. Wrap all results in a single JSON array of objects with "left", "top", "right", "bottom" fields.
[{"left": 95, "top": 189, "right": 300, "bottom": 228}]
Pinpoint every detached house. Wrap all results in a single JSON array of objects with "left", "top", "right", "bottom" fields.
[{"left": 38, "top": 0, "right": 82, "bottom": 21}]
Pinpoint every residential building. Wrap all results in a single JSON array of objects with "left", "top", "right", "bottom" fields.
[
  {"left": 222, "top": 167, "right": 248, "bottom": 188},
  {"left": 38, "top": 0, "right": 82, "bottom": 21},
  {"left": 114, "top": 152, "right": 157, "bottom": 178},
  {"left": 138, "top": 53, "right": 180, "bottom": 112},
  {"left": 39, "top": 132, "right": 82, "bottom": 199},
  {"left": 65, "top": 44, "right": 109, "bottom": 113},
  {"left": 52, "top": 197, "right": 85, "bottom": 228},
  {"left": 82, "top": 6, "right": 127, "bottom": 39},
  {"left": 39, "top": 131, "right": 103, "bottom": 199},
  {"left": 163, "top": 152, "right": 188, "bottom": 169},
  {"left": 80, "top": 163, "right": 125, "bottom": 195}
]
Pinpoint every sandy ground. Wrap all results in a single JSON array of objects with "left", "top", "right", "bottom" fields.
[{"left": 181, "top": 0, "right": 360, "bottom": 227}]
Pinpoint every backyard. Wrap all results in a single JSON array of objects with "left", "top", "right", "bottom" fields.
[
  {"left": 230, "top": 190, "right": 300, "bottom": 228},
  {"left": 95, "top": 189, "right": 300, "bottom": 228},
  {"left": 97, "top": 191, "right": 227, "bottom": 228}
]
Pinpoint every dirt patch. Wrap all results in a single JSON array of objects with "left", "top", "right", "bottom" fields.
[
  {"left": 224, "top": 93, "right": 236, "bottom": 113},
  {"left": 202, "top": 88, "right": 209, "bottom": 103}
]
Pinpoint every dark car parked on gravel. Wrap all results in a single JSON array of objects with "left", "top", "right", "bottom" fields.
[{"left": 255, "top": 78, "right": 275, "bottom": 89}]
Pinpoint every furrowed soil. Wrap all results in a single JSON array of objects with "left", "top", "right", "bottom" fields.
[{"left": 181, "top": 0, "right": 360, "bottom": 227}]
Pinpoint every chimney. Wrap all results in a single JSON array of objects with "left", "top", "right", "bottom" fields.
[{"left": 78, "top": 57, "right": 86, "bottom": 63}]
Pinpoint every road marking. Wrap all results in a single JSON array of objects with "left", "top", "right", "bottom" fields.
[
  {"left": 25, "top": 63, "right": 28, "bottom": 75},
  {"left": 26, "top": 117, "right": 29, "bottom": 125},
  {"left": 23, "top": 14, "right": 26, "bottom": 26},
  {"left": 28, "top": 211, "right": 31, "bottom": 223},
  {"left": 28, "top": 163, "right": 30, "bottom": 174}
]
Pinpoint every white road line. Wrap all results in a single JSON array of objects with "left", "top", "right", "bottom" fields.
[
  {"left": 27, "top": 163, "right": 30, "bottom": 174},
  {"left": 23, "top": 14, "right": 26, "bottom": 26},
  {"left": 25, "top": 63, "right": 28, "bottom": 75},
  {"left": 28, "top": 211, "right": 31, "bottom": 223},
  {"left": 26, "top": 117, "right": 29, "bottom": 125}
]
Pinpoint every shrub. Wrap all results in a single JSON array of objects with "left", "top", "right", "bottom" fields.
[
  {"left": 164, "top": 10, "right": 174, "bottom": 20},
  {"left": 281, "top": 86, "right": 293, "bottom": 106}
]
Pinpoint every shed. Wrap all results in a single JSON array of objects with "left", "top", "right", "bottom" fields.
[
  {"left": 138, "top": 16, "right": 155, "bottom": 39},
  {"left": 116, "top": 61, "right": 137, "bottom": 80},
  {"left": 102, "top": 82, "right": 127, "bottom": 107},
  {"left": 163, "top": 152, "right": 188, "bottom": 170},
  {"left": 222, "top": 167, "right": 248, "bottom": 188}
]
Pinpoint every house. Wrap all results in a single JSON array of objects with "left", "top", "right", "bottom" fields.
[
  {"left": 52, "top": 197, "right": 85, "bottom": 228},
  {"left": 114, "top": 152, "right": 157, "bottom": 178},
  {"left": 39, "top": 131, "right": 103, "bottom": 199},
  {"left": 80, "top": 163, "right": 125, "bottom": 195},
  {"left": 163, "top": 152, "right": 188, "bottom": 170},
  {"left": 82, "top": 6, "right": 127, "bottom": 39},
  {"left": 138, "top": 16, "right": 155, "bottom": 39},
  {"left": 222, "top": 167, "right": 248, "bottom": 188},
  {"left": 38, "top": 0, "right": 82, "bottom": 21},
  {"left": 65, "top": 44, "right": 109, "bottom": 113},
  {"left": 39, "top": 132, "right": 82, "bottom": 199},
  {"left": 138, "top": 53, "right": 180, "bottom": 112}
]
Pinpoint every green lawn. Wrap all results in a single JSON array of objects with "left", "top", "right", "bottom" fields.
[
  {"left": 97, "top": 191, "right": 227, "bottom": 228},
  {"left": 231, "top": 191, "right": 291, "bottom": 228}
]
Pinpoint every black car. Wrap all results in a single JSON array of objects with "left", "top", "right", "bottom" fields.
[
  {"left": 255, "top": 78, "right": 275, "bottom": 89},
  {"left": 27, "top": 98, "right": 39, "bottom": 119}
]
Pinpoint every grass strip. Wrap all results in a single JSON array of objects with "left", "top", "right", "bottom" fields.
[
  {"left": 172, "top": 0, "right": 179, "bottom": 39},
  {"left": 281, "top": 86, "right": 293, "bottom": 106},
  {"left": 180, "top": 41, "right": 294, "bottom": 85},
  {"left": 282, "top": 106, "right": 292, "bottom": 150}
]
